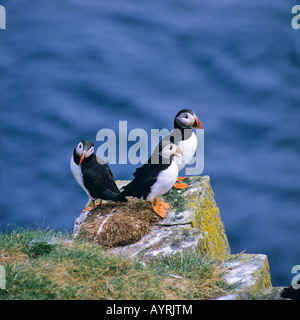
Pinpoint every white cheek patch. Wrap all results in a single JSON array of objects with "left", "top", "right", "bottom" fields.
[{"left": 87, "top": 147, "right": 94, "bottom": 157}]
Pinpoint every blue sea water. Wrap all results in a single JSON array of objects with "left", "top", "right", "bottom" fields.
[{"left": 1, "top": 0, "right": 300, "bottom": 286}]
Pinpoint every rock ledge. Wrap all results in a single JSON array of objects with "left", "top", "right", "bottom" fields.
[{"left": 74, "top": 175, "right": 278, "bottom": 299}]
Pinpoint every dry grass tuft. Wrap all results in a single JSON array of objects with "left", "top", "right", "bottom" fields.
[
  {"left": 78, "top": 198, "right": 162, "bottom": 247},
  {"left": 0, "top": 249, "right": 29, "bottom": 265}
]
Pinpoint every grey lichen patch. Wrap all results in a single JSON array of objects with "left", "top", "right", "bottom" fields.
[
  {"left": 110, "top": 224, "right": 203, "bottom": 260},
  {"left": 215, "top": 253, "right": 272, "bottom": 300},
  {"left": 255, "top": 287, "right": 288, "bottom": 300}
]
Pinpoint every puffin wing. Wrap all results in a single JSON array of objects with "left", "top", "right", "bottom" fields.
[
  {"left": 121, "top": 161, "right": 168, "bottom": 199},
  {"left": 82, "top": 156, "right": 127, "bottom": 202}
]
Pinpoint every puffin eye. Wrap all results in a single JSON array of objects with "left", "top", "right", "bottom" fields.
[{"left": 185, "top": 115, "right": 188, "bottom": 119}]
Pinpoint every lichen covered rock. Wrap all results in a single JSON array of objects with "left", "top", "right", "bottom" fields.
[
  {"left": 216, "top": 253, "right": 272, "bottom": 300},
  {"left": 73, "top": 175, "right": 230, "bottom": 261},
  {"left": 72, "top": 175, "right": 277, "bottom": 299}
]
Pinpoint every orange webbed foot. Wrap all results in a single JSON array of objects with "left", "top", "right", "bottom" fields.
[
  {"left": 151, "top": 203, "right": 168, "bottom": 218},
  {"left": 159, "top": 202, "right": 170, "bottom": 210},
  {"left": 151, "top": 197, "right": 169, "bottom": 218},
  {"left": 173, "top": 182, "right": 188, "bottom": 189},
  {"left": 173, "top": 177, "right": 189, "bottom": 189},
  {"left": 82, "top": 200, "right": 102, "bottom": 212}
]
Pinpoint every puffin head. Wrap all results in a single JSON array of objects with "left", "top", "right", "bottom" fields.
[
  {"left": 174, "top": 109, "right": 203, "bottom": 129},
  {"left": 75, "top": 140, "right": 95, "bottom": 165},
  {"left": 160, "top": 141, "right": 183, "bottom": 160}
]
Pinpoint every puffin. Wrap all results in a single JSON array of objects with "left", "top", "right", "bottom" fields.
[
  {"left": 70, "top": 139, "right": 127, "bottom": 212},
  {"left": 121, "top": 141, "right": 183, "bottom": 218},
  {"left": 154, "top": 109, "right": 203, "bottom": 189}
]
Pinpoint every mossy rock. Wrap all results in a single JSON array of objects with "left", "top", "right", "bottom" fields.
[
  {"left": 216, "top": 253, "right": 273, "bottom": 300},
  {"left": 73, "top": 175, "right": 230, "bottom": 261},
  {"left": 163, "top": 176, "right": 230, "bottom": 260}
]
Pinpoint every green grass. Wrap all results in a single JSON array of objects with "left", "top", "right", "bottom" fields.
[{"left": 0, "top": 228, "right": 231, "bottom": 300}]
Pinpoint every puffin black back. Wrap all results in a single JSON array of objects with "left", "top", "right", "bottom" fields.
[
  {"left": 121, "top": 141, "right": 176, "bottom": 200},
  {"left": 121, "top": 162, "right": 170, "bottom": 200},
  {"left": 81, "top": 154, "right": 127, "bottom": 202}
]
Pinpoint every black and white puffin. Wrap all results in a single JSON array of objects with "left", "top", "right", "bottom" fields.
[
  {"left": 154, "top": 109, "right": 203, "bottom": 189},
  {"left": 70, "top": 139, "right": 127, "bottom": 211},
  {"left": 121, "top": 141, "right": 183, "bottom": 218}
]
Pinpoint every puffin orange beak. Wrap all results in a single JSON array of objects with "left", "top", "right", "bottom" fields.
[
  {"left": 79, "top": 150, "right": 87, "bottom": 165},
  {"left": 192, "top": 116, "right": 203, "bottom": 129},
  {"left": 174, "top": 145, "right": 183, "bottom": 158}
]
